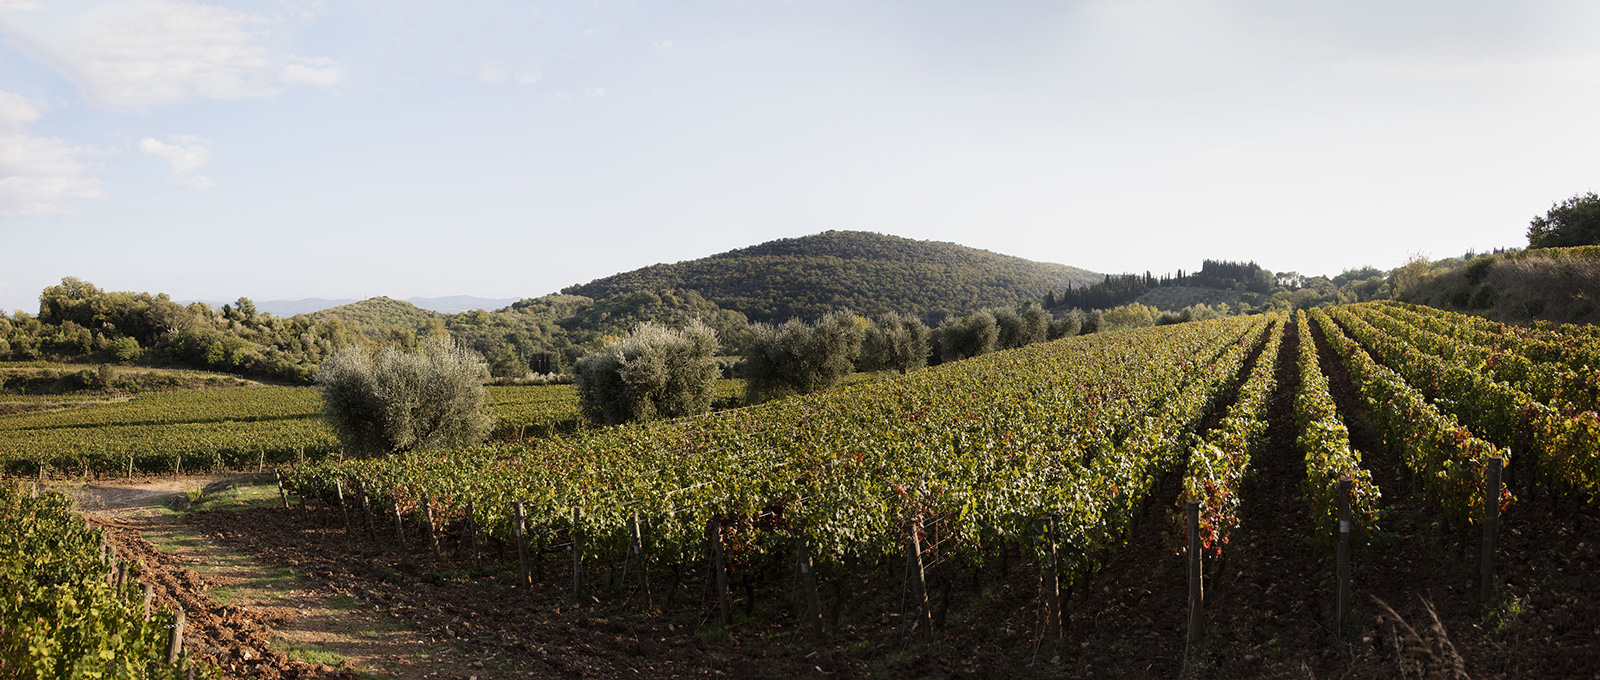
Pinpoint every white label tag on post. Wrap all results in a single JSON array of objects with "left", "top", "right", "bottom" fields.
[{"left": 1340, "top": 520, "right": 1350, "bottom": 533}]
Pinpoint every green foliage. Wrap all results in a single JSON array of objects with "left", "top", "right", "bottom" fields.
[
  {"left": 743, "top": 312, "right": 863, "bottom": 403},
  {"left": 993, "top": 304, "right": 1048, "bottom": 350},
  {"left": 572, "top": 322, "right": 721, "bottom": 425},
  {"left": 1528, "top": 191, "right": 1600, "bottom": 248},
  {"left": 1100, "top": 302, "right": 1159, "bottom": 331},
  {"left": 858, "top": 312, "right": 930, "bottom": 374},
  {"left": 0, "top": 485, "right": 197, "bottom": 678},
  {"left": 934, "top": 310, "right": 997, "bottom": 363},
  {"left": 107, "top": 336, "right": 141, "bottom": 363},
  {"left": 316, "top": 337, "right": 493, "bottom": 457}
]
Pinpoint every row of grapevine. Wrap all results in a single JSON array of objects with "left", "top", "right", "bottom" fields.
[
  {"left": 1368, "top": 302, "right": 1600, "bottom": 413},
  {"left": 1343, "top": 304, "right": 1600, "bottom": 501},
  {"left": 0, "top": 483, "right": 195, "bottom": 677},
  {"left": 0, "top": 417, "right": 341, "bottom": 477},
  {"left": 0, "top": 387, "right": 320, "bottom": 432},
  {"left": 1292, "top": 311, "right": 1380, "bottom": 547},
  {"left": 285, "top": 316, "right": 1268, "bottom": 598},
  {"left": 0, "top": 384, "right": 606, "bottom": 478},
  {"left": 1182, "top": 314, "right": 1285, "bottom": 558},
  {"left": 1308, "top": 309, "right": 1508, "bottom": 521}
]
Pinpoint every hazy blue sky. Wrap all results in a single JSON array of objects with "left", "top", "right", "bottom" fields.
[{"left": 2, "top": 1, "right": 1598, "bottom": 313}]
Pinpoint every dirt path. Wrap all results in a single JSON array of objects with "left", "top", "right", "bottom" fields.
[{"left": 72, "top": 477, "right": 487, "bottom": 680}]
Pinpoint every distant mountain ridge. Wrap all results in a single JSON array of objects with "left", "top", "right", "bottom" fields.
[
  {"left": 563, "top": 230, "right": 1102, "bottom": 322},
  {"left": 186, "top": 296, "right": 520, "bottom": 316}
]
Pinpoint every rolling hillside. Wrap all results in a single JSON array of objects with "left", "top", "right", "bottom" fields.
[
  {"left": 1402, "top": 246, "right": 1600, "bottom": 325},
  {"left": 563, "top": 230, "right": 1102, "bottom": 322}
]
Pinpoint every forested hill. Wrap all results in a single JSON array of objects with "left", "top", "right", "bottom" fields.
[
  {"left": 563, "top": 231, "right": 1102, "bottom": 322},
  {"left": 303, "top": 297, "right": 441, "bottom": 331}
]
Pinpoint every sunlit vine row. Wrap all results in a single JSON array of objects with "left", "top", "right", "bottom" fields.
[{"left": 287, "top": 316, "right": 1267, "bottom": 585}]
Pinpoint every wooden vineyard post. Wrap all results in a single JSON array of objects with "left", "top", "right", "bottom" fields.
[
  {"left": 1186, "top": 502, "right": 1203, "bottom": 651},
  {"left": 709, "top": 518, "right": 732, "bottom": 626},
  {"left": 908, "top": 516, "right": 933, "bottom": 641},
  {"left": 1336, "top": 478, "right": 1352, "bottom": 633},
  {"left": 571, "top": 506, "right": 584, "bottom": 600},
  {"left": 276, "top": 472, "right": 289, "bottom": 509},
  {"left": 166, "top": 609, "right": 185, "bottom": 664},
  {"left": 423, "top": 495, "right": 439, "bottom": 554},
  {"left": 391, "top": 499, "right": 406, "bottom": 547},
  {"left": 359, "top": 485, "right": 375, "bottom": 539},
  {"left": 796, "top": 531, "right": 823, "bottom": 640},
  {"left": 1480, "top": 457, "right": 1502, "bottom": 603},
  {"left": 514, "top": 501, "right": 531, "bottom": 587},
  {"left": 1043, "top": 515, "right": 1062, "bottom": 640},
  {"left": 175, "top": 453, "right": 182, "bottom": 477},
  {"left": 115, "top": 560, "right": 129, "bottom": 591},
  {"left": 335, "top": 480, "right": 351, "bottom": 535},
  {"left": 257, "top": 449, "right": 265, "bottom": 473},
  {"left": 630, "top": 512, "right": 650, "bottom": 608},
  {"left": 464, "top": 501, "right": 479, "bottom": 562},
  {"left": 127, "top": 456, "right": 134, "bottom": 479},
  {"left": 142, "top": 582, "right": 154, "bottom": 620}
]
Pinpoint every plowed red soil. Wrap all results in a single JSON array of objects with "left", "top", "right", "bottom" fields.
[{"left": 94, "top": 517, "right": 354, "bottom": 679}]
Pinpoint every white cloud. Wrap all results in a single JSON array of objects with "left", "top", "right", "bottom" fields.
[
  {"left": 585, "top": 87, "right": 605, "bottom": 97},
  {"left": 1, "top": 1, "right": 339, "bottom": 112},
  {"left": 139, "top": 135, "right": 214, "bottom": 189},
  {"left": 0, "top": 91, "right": 104, "bottom": 217},
  {"left": 0, "top": 1, "right": 41, "bottom": 10},
  {"left": 652, "top": 40, "right": 673, "bottom": 49},
  {"left": 554, "top": 91, "right": 572, "bottom": 100},
  {"left": 582, "top": 28, "right": 594, "bottom": 37},
  {"left": 479, "top": 62, "right": 508, "bottom": 84},
  {"left": 281, "top": 55, "right": 340, "bottom": 87},
  {"left": 480, "top": 61, "right": 541, "bottom": 85}
]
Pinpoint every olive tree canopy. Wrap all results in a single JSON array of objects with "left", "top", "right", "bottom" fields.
[
  {"left": 572, "top": 321, "right": 721, "bottom": 425},
  {"left": 317, "top": 337, "right": 493, "bottom": 456},
  {"left": 743, "top": 311, "right": 863, "bottom": 404}
]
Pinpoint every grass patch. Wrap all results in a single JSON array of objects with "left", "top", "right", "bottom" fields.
[
  {"left": 275, "top": 638, "right": 349, "bottom": 666},
  {"left": 329, "top": 594, "right": 362, "bottom": 611}
]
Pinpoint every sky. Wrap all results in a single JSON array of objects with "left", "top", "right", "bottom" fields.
[{"left": 2, "top": 0, "right": 1599, "bottom": 313}]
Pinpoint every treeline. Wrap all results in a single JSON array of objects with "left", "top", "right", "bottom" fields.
[
  {"left": 1, "top": 278, "right": 364, "bottom": 384},
  {"left": 1046, "top": 259, "right": 1392, "bottom": 318}
]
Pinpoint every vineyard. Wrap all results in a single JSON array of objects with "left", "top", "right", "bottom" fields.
[
  {"left": 0, "top": 382, "right": 685, "bottom": 478},
  {"left": 0, "top": 483, "right": 197, "bottom": 678},
  {"left": 8, "top": 301, "right": 1600, "bottom": 677}
]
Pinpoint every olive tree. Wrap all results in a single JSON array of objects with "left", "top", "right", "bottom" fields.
[
  {"left": 743, "top": 311, "right": 863, "bottom": 404},
  {"left": 573, "top": 321, "right": 720, "bottom": 425},
  {"left": 317, "top": 337, "right": 493, "bottom": 457},
  {"left": 859, "top": 311, "right": 930, "bottom": 374},
  {"left": 934, "top": 310, "right": 998, "bottom": 363}
]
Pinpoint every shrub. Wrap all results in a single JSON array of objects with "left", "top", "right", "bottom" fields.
[
  {"left": 108, "top": 336, "right": 141, "bottom": 363},
  {"left": 573, "top": 321, "right": 721, "bottom": 424},
  {"left": 317, "top": 337, "right": 493, "bottom": 456},
  {"left": 744, "top": 312, "right": 863, "bottom": 403},
  {"left": 1101, "top": 302, "right": 1159, "bottom": 331}
]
